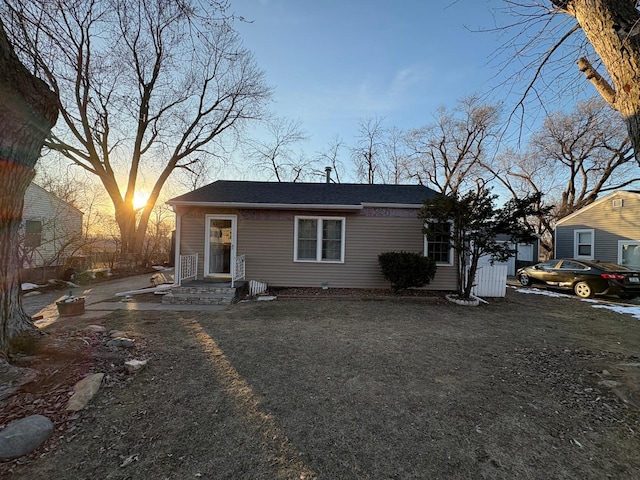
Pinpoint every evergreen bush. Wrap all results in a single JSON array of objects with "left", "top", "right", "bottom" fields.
[{"left": 378, "top": 251, "right": 437, "bottom": 292}]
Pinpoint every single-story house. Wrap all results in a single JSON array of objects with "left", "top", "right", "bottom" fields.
[
  {"left": 21, "top": 182, "right": 83, "bottom": 268},
  {"left": 166, "top": 180, "right": 458, "bottom": 290},
  {"left": 555, "top": 190, "right": 640, "bottom": 268}
]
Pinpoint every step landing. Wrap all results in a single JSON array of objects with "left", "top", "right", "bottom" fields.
[{"left": 162, "top": 281, "right": 246, "bottom": 306}]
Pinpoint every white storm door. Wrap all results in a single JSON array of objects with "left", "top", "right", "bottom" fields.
[{"left": 204, "top": 214, "right": 236, "bottom": 277}]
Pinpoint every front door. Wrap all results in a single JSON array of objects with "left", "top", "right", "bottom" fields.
[{"left": 205, "top": 215, "right": 236, "bottom": 278}]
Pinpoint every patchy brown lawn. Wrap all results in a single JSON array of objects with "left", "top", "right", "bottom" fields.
[{"left": 2, "top": 288, "right": 640, "bottom": 479}]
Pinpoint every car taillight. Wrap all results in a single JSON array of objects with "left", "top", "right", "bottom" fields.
[{"left": 601, "top": 273, "right": 625, "bottom": 281}]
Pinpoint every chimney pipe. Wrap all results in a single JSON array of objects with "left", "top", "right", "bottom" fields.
[{"left": 325, "top": 166, "right": 332, "bottom": 184}]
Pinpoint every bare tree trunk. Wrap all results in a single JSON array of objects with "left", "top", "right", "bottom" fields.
[
  {"left": 0, "top": 20, "right": 58, "bottom": 355},
  {"left": 555, "top": 0, "right": 640, "bottom": 165}
]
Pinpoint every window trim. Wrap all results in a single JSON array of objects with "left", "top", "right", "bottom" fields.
[
  {"left": 423, "top": 220, "right": 454, "bottom": 266},
  {"left": 574, "top": 228, "right": 595, "bottom": 259},
  {"left": 294, "top": 216, "right": 346, "bottom": 263}
]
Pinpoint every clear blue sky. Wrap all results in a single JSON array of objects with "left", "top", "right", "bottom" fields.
[{"left": 232, "top": 0, "right": 512, "bottom": 176}]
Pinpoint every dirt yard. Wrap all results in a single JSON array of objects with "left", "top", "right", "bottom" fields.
[{"left": 2, "top": 287, "right": 640, "bottom": 479}]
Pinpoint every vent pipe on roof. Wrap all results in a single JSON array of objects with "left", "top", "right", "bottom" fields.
[{"left": 325, "top": 166, "right": 332, "bottom": 184}]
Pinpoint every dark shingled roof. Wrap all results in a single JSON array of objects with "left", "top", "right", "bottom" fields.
[{"left": 167, "top": 180, "right": 437, "bottom": 207}]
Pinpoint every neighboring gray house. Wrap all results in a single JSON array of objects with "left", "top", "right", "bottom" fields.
[
  {"left": 478, "top": 233, "right": 540, "bottom": 276},
  {"left": 22, "top": 183, "right": 83, "bottom": 268},
  {"left": 555, "top": 190, "right": 640, "bottom": 268},
  {"left": 167, "top": 180, "right": 458, "bottom": 290}
]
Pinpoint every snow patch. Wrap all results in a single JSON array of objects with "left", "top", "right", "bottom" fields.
[{"left": 513, "top": 286, "right": 640, "bottom": 320}]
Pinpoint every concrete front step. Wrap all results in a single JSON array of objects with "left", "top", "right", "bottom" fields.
[{"left": 162, "top": 286, "right": 238, "bottom": 305}]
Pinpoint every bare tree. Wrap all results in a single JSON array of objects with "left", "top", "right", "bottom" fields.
[
  {"left": 3, "top": 0, "right": 270, "bottom": 258},
  {"left": 550, "top": 1, "right": 640, "bottom": 165},
  {"left": 383, "top": 126, "right": 408, "bottom": 185},
  {"left": 314, "top": 136, "right": 346, "bottom": 183},
  {"left": 0, "top": 18, "right": 58, "bottom": 355},
  {"left": 488, "top": 97, "right": 639, "bottom": 256},
  {"left": 246, "top": 116, "right": 310, "bottom": 182},
  {"left": 404, "top": 97, "right": 500, "bottom": 196},
  {"left": 497, "top": 1, "right": 640, "bottom": 165},
  {"left": 141, "top": 204, "right": 173, "bottom": 265},
  {"left": 351, "top": 117, "right": 386, "bottom": 184}
]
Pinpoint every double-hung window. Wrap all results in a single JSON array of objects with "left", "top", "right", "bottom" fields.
[
  {"left": 574, "top": 229, "right": 594, "bottom": 259},
  {"left": 424, "top": 221, "right": 453, "bottom": 265},
  {"left": 294, "top": 216, "right": 345, "bottom": 262}
]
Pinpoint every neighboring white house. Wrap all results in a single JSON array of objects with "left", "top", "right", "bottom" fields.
[{"left": 21, "top": 183, "right": 83, "bottom": 268}]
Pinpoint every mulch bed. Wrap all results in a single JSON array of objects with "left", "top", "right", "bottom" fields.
[{"left": 269, "top": 287, "right": 449, "bottom": 302}]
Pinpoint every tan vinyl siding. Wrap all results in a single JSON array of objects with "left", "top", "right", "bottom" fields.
[
  {"left": 556, "top": 192, "right": 640, "bottom": 262},
  {"left": 177, "top": 206, "right": 456, "bottom": 290},
  {"left": 178, "top": 209, "right": 204, "bottom": 274}
]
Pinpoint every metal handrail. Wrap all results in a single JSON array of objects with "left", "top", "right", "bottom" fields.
[
  {"left": 232, "top": 254, "right": 246, "bottom": 288},
  {"left": 178, "top": 253, "right": 198, "bottom": 286}
]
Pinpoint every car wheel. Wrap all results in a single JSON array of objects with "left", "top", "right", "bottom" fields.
[
  {"left": 518, "top": 274, "right": 530, "bottom": 287},
  {"left": 574, "top": 281, "right": 594, "bottom": 298}
]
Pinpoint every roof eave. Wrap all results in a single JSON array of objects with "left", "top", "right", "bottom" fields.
[
  {"left": 361, "top": 202, "right": 423, "bottom": 209},
  {"left": 165, "top": 201, "right": 364, "bottom": 211},
  {"left": 556, "top": 190, "right": 640, "bottom": 225}
]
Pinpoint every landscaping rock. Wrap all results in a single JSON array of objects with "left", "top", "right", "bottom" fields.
[
  {"left": 0, "top": 414, "right": 53, "bottom": 460},
  {"left": 84, "top": 325, "right": 107, "bottom": 333},
  {"left": 599, "top": 379, "right": 622, "bottom": 388},
  {"left": 66, "top": 373, "right": 105, "bottom": 412},
  {"left": 109, "top": 330, "right": 128, "bottom": 338},
  {"left": 0, "top": 364, "right": 37, "bottom": 402},
  {"left": 106, "top": 337, "right": 135, "bottom": 348},
  {"left": 124, "top": 359, "right": 148, "bottom": 373}
]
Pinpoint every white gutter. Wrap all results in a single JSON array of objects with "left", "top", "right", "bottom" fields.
[{"left": 361, "top": 203, "right": 423, "bottom": 209}]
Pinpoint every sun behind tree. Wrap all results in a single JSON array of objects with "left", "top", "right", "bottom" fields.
[{"left": 133, "top": 190, "right": 150, "bottom": 211}]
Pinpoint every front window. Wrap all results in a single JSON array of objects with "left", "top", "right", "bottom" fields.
[
  {"left": 424, "top": 221, "right": 453, "bottom": 265},
  {"left": 574, "top": 229, "right": 594, "bottom": 259},
  {"left": 295, "top": 216, "right": 345, "bottom": 262}
]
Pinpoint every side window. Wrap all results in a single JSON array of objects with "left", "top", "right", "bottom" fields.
[
  {"left": 424, "top": 221, "right": 453, "bottom": 265},
  {"left": 538, "top": 260, "right": 560, "bottom": 270},
  {"left": 574, "top": 229, "right": 594, "bottom": 259},
  {"left": 25, "top": 220, "right": 43, "bottom": 248},
  {"left": 558, "top": 261, "right": 583, "bottom": 270}
]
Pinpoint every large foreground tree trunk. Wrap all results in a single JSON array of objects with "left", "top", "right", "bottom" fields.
[
  {"left": 552, "top": 0, "right": 640, "bottom": 165},
  {"left": 0, "top": 20, "right": 58, "bottom": 355}
]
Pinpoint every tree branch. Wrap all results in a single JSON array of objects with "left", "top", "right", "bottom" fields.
[{"left": 576, "top": 56, "right": 616, "bottom": 104}]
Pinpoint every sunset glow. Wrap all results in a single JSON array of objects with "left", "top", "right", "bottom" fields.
[{"left": 133, "top": 190, "right": 150, "bottom": 210}]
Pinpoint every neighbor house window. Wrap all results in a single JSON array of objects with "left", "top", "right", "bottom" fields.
[
  {"left": 24, "top": 220, "right": 43, "bottom": 248},
  {"left": 574, "top": 229, "right": 594, "bottom": 259},
  {"left": 294, "top": 216, "right": 345, "bottom": 262},
  {"left": 424, "top": 221, "right": 453, "bottom": 265}
]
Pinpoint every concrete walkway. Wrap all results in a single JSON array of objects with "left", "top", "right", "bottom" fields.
[{"left": 22, "top": 271, "right": 228, "bottom": 328}]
